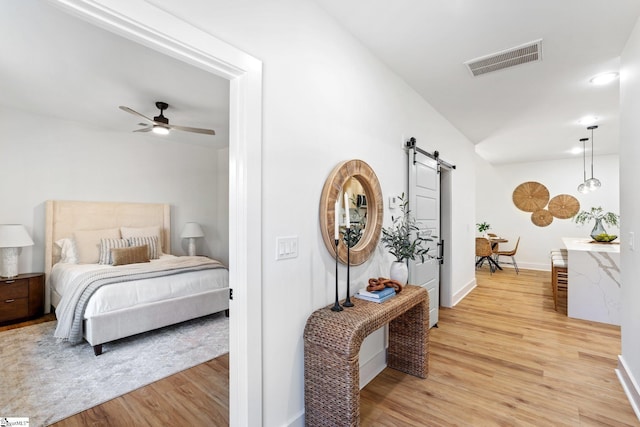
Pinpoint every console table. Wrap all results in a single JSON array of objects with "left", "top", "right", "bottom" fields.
[{"left": 304, "top": 285, "right": 429, "bottom": 426}]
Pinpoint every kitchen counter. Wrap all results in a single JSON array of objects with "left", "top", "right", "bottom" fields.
[{"left": 562, "top": 237, "right": 620, "bottom": 325}]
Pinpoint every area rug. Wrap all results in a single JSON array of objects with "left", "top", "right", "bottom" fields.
[{"left": 0, "top": 312, "right": 229, "bottom": 426}]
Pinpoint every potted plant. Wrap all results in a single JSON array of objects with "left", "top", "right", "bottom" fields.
[
  {"left": 380, "top": 193, "right": 433, "bottom": 284},
  {"left": 573, "top": 207, "right": 620, "bottom": 241},
  {"left": 476, "top": 222, "right": 491, "bottom": 236}
]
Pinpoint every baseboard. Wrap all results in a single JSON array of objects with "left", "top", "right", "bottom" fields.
[
  {"left": 287, "top": 410, "right": 305, "bottom": 427},
  {"left": 516, "top": 261, "right": 550, "bottom": 271},
  {"left": 452, "top": 277, "right": 476, "bottom": 306},
  {"left": 616, "top": 355, "right": 640, "bottom": 421},
  {"left": 359, "top": 347, "right": 387, "bottom": 389}
]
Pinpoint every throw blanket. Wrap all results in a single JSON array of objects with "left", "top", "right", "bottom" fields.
[{"left": 54, "top": 256, "right": 226, "bottom": 343}]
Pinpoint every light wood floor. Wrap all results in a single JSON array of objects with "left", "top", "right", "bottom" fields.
[
  {"left": 9, "top": 269, "right": 638, "bottom": 426},
  {"left": 360, "top": 268, "right": 639, "bottom": 426},
  {"left": 50, "top": 354, "right": 229, "bottom": 426}
]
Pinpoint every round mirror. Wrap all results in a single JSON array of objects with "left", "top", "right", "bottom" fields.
[{"left": 319, "top": 159, "right": 383, "bottom": 265}]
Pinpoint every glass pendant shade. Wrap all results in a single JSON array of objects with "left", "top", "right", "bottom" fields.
[
  {"left": 586, "top": 125, "right": 600, "bottom": 192},
  {"left": 577, "top": 183, "right": 589, "bottom": 194},
  {"left": 585, "top": 177, "right": 601, "bottom": 190},
  {"left": 577, "top": 137, "right": 589, "bottom": 193}
]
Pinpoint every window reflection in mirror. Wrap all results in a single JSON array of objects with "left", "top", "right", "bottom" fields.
[{"left": 342, "top": 177, "right": 367, "bottom": 247}]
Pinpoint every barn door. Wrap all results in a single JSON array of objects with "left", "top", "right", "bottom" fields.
[{"left": 407, "top": 145, "right": 441, "bottom": 328}]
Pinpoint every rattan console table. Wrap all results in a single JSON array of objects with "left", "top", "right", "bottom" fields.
[{"left": 303, "top": 284, "right": 429, "bottom": 426}]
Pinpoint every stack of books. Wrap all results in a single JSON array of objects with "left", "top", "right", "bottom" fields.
[{"left": 354, "top": 286, "right": 396, "bottom": 303}]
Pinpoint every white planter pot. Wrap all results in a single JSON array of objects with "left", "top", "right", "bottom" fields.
[{"left": 390, "top": 261, "right": 408, "bottom": 285}]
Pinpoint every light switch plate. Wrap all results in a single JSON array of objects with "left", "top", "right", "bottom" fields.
[
  {"left": 388, "top": 196, "right": 398, "bottom": 210},
  {"left": 276, "top": 236, "right": 298, "bottom": 260}
]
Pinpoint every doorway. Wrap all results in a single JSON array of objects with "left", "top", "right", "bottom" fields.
[{"left": 50, "top": 1, "right": 264, "bottom": 425}]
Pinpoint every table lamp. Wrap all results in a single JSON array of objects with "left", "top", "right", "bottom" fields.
[
  {"left": 181, "top": 222, "right": 204, "bottom": 256},
  {"left": 0, "top": 224, "right": 34, "bottom": 278}
]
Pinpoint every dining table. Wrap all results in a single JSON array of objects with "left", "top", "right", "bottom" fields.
[{"left": 490, "top": 236, "right": 508, "bottom": 250}]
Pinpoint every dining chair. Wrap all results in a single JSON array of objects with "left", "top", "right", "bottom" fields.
[
  {"left": 487, "top": 233, "right": 500, "bottom": 255},
  {"left": 494, "top": 237, "right": 520, "bottom": 274},
  {"left": 475, "top": 237, "right": 495, "bottom": 274}
]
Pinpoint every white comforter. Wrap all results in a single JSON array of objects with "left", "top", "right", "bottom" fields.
[{"left": 50, "top": 255, "right": 229, "bottom": 319}]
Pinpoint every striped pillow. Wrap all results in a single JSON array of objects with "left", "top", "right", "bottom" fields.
[
  {"left": 98, "top": 238, "right": 129, "bottom": 265},
  {"left": 126, "top": 235, "right": 159, "bottom": 259}
]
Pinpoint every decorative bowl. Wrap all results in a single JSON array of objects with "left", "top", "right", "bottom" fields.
[{"left": 594, "top": 233, "right": 618, "bottom": 242}]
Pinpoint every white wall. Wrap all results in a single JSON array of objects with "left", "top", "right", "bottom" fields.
[
  {"left": 138, "top": 0, "right": 478, "bottom": 425},
  {"left": 0, "top": 107, "right": 230, "bottom": 271},
  {"left": 475, "top": 154, "right": 620, "bottom": 270},
  {"left": 619, "top": 15, "right": 640, "bottom": 419}
]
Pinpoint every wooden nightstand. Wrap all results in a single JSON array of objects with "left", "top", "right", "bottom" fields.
[{"left": 0, "top": 273, "right": 45, "bottom": 324}]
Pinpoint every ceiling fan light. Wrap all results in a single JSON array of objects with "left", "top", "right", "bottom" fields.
[{"left": 152, "top": 125, "right": 170, "bottom": 135}]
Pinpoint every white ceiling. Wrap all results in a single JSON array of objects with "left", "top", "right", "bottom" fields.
[
  {"left": 3, "top": 1, "right": 640, "bottom": 163},
  {"left": 314, "top": 0, "right": 640, "bottom": 164},
  {"left": 0, "top": 0, "right": 230, "bottom": 149}
]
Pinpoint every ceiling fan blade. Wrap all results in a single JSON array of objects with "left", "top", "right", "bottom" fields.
[
  {"left": 133, "top": 126, "right": 153, "bottom": 133},
  {"left": 119, "top": 106, "right": 154, "bottom": 123},
  {"left": 170, "top": 124, "right": 216, "bottom": 135}
]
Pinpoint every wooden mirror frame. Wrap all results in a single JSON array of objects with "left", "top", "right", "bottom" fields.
[{"left": 319, "top": 159, "right": 383, "bottom": 265}]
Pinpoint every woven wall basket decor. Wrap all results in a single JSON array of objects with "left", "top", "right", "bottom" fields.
[
  {"left": 548, "top": 194, "right": 580, "bottom": 219},
  {"left": 531, "top": 209, "right": 553, "bottom": 227},
  {"left": 512, "top": 181, "right": 550, "bottom": 212}
]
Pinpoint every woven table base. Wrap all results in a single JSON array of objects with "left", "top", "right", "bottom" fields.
[{"left": 304, "top": 285, "right": 429, "bottom": 426}]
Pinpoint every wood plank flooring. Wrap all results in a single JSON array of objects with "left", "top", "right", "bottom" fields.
[
  {"left": 50, "top": 354, "right": 229, "bottom": 427},
  {"left": 360, "top": 269, "right": 639, "bottom": 426},
  {"left": 8, "top": 269, "right": 638, "bottom": 426}
]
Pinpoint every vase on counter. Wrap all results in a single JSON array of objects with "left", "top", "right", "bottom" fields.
[
  {"left": 390, "top": 261, "right": 408, "bottom": 285},
  {"left": 590, "top": 218, "right": 606, "bottom": 240}
]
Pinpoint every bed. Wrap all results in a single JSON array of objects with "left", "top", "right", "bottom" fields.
[{"left": 44, "top": 200, "right": 229, "bottom": 355}]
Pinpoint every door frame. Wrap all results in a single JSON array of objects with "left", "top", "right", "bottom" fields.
[
  {"left": 48, "top": 1, "right": 263, "bottom": 425},
  {"left": 438, "top": 166, "right": 454, "bottom": 308}
]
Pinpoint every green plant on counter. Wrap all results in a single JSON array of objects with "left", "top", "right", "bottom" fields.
[{"left": 573, "top": 207, "right": 619, "bottom": 227}]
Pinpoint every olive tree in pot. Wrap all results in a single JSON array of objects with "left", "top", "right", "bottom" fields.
[{"left": 380, "top": 193, "right": 433, "bottom": 285}]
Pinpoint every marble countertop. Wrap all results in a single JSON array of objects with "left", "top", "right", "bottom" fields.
[{"left": 562, "top": 237, "right": 620, "bottom": 253}]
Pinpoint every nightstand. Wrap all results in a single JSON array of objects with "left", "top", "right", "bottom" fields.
[{"left": 0, "top": 273, "right": 45, "bottom": 324}]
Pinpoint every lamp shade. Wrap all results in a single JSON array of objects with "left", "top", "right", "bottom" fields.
[
  {"left": 0, "top": 224, "right": 34, "bottom": 248},
  {"left": 181, "top": 222, "right": 204, "bottom": 239}
]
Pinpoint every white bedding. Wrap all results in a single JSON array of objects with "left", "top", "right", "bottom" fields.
[{"left": 50, "top": 255, "right": 229, "bottom": 319}]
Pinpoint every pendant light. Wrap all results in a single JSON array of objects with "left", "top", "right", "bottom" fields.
[
  {"left": 577, "top": 137, "right": 589, "bottom": 194},
  {"left": 585, "top": 125, "right": 601, "bottom": 191}
]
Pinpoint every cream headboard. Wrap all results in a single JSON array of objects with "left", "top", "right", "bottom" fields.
[{"left": 44, "top": 200, "right": 171, "bottom": 280}]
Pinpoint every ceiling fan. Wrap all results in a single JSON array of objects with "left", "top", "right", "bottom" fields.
[{"left": 119, "top": 101, "right": 215, "bottom": 135}]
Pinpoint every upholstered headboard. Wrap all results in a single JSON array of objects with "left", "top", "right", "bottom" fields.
[{"left": 44, "top": 200, "right": 171, "bottom": 282}]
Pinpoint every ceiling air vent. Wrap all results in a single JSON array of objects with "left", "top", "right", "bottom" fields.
[{"left": 464, "top": 39, "right": 543, "bottom": 77}]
